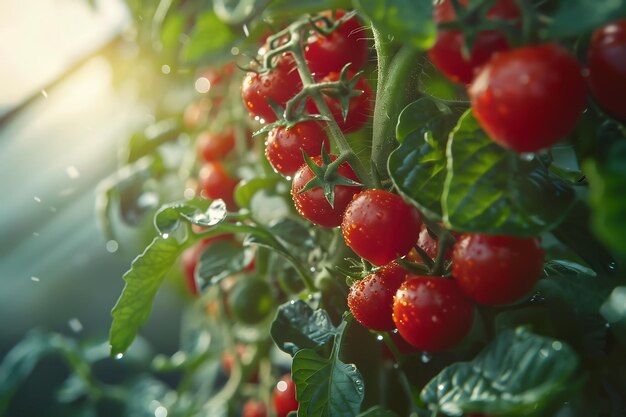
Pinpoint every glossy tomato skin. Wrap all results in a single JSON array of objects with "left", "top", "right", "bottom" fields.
[
  {"left": 291, "top": 155, "right": 362, "bottom": 227},
  {"left": 304, "top": 10, "right": 369, "bottom": 77},
  {"left": 272, "top": 374, "right": 298, "bottom": 417},
  {"left": 452, "top": 234, "right": 544, "bottom": 305},
  {"left": 306, "top": 72, "right": 373, "bottom": 133},
  {"left": 341, "top": 189, "right": 422, "bottom": 266},
  {"left": 429, "top": 0, "right": 518, "bottom": 84},
  {"left": 197, "top": 161, "right": 239, "bottom": 210},
  {"left": 348, "top": 262, "right": 408, "bottom": 331},
  {"left": 407, "top": 224, "right": 457, "bottom": 261},
  {"left": 243, "top": 400, "right": 267, "bottom": 417},
  {"left": 587, "top": 19, "right": 626, "bottom": 122},
  {"left": 196, "top": 129, "right": 235, "bottom": 162},
  {"left": 265, "top": 121, "right": 330, "bottom": 177},
  {"left": 241, "top": 53, "right": 302, "bottom": 123},
  {"left": 393, "top": 276, "right": 474, "bottom": 352},
  {"left": 469, "top": 44, "right": 587, "bottom": 153}
]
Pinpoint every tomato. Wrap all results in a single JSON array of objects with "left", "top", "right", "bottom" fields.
[
  {"left": 393, "top": 276, "right": 474, "bottom": 352},
  {"left": 469, "top": 44, "right": 587, "bottom": 153},
  {"left": 265, "top": 120, "right": 330, "bottom": 177},
  {"left": 243, "top": 400, "right": 267, "bottom": 417},
  {"left": 452, "top": 234, "right": 544, "bottom": 305},
  {"left": 241, "top": 53, "right": 302, "bottom": 123},
  {"left": 196, "top": 129, "right": 235, "bottom": 162},
  {"left": 180, "top": 241, "right": 208, "bottom": 295},
  {"left": 407, "top": 224, "right": 457, "bottom": 262},
  {"left": 306, "top": 72, "right": 373, "bottom": 133},
  {"left": 341, "top": 189, "right": 422, "bottom": 266},
  {"left": 304, "top": 10, "right": 369, "bottom": 77},
  {"left": 272, "top": 374, "right": 298, "bottom": 417},
  {"left": 228, "top": 277, "right": 274, "bottom": 325},
  {"left": 291, "top": 155, "right": 362, "bottom": 227},
  {"left": 348, "top": 262, "right": 408, "bottom": 331},
  {"left": 428, "top": 0, "right": 518, "bottom": 84},
  {"left": 587, "top": 19, "right": 626, "bottom": 122},
  {"left": 197, "top": 161, "right": 239, "bottom": 210},
  {"left": 221, "top": 344, "right": 259, "bottom": 382},
  {"left": 183, "top": 99, "right": 211, "bottom": 129}
]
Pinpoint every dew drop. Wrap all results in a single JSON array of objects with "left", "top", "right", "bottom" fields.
[
  {"left": 34, "top": 196, "right": 41, "bottom": 203},
  {"left": 155, "top": 406, "right": 168, "bottom": 417},
  {"left": 68, "top": 318, "right": 83, "bottom": 333},
  {"left": 551, "top": 341, "right": 562, "bottom": 351},
  {"left": 376, "top": 335, "right": 383, "bottom": 341},
  {"left": 608, "top": 262, "right": 617, "bottom": 270},
  {"left": 30, "top": 276, "right": 40, "bottom": 282},
  {"left": 115, "top": 353, "right": 124, "bottom": 360},
  {"left": 421, "top": 352, "right": 432, "bottom": 363},
  {"left": 277, "top": 381, "right": 288, "bottom": 392}
]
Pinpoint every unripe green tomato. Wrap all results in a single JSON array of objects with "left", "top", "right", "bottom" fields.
[{"left": 228, "top": 277, "right": 274, "bottom": 325}]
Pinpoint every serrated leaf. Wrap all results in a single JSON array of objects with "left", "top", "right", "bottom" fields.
[
  {"left": 292, "top": 321, "right": 364, "bottom": 417},
  {"left": 442, "top": 110, "right": 576, "bottom": 236},
  {"left": 184, "top": 11, "right": 235, "bottom": 62},
  {"left": 357, "top": 0, "right": 435, "bottom": 50},
  {"left": 543, "top": 0, "right": 626, "bottom": 40},
  {"left": 234, "top": 177, "right": 280, "bottom": 208},
  {"left": 110, "top": 237, "right": 183, "bottom": 356},
  {"left": 421, "top": 328, "right": 579, "bottom": 416},
  {"left": 269, "top": 218, "right": 316, "bottom": 250},
  {"left": 196, "top": 240, "right": 251, "bottom": 288},
  {"left": 271, "top": 300, "right": 338, "bottom": 356}
]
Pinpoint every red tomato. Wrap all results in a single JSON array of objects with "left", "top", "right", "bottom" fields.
[
  {"left": 407, "top": 224, "right": 457, "bottom": 262},
  {"left": 272, "top": 374, "right": 298, "bottom": 417},
  {"left": 587, "top": 19, "right": 626, "bottom": 122},
  {"left": 241, "top": 53, "right": 302, "bottom": 123},
  {"left": 393, "top": 276, "right": 474, "bottom": 352},
  {"left": 429, "top": 0, "right": 518, "bottom": 84},
  {"left": 180, "top": 241, "right": 208, "bottom": 295},
  {"left": 196, "top": 129, "right": 235, "bottom": 162},
  {"left": 452, "top": 234, "right": 544, "bottom": 305},
  {"left": 341, "top": 189, "right": 422, "bottom": 266},
  {"left": 183, "top": 99, "right": 211, "bottom": 129},
  {"left": 291, "top": 155, "right": 362, "bottom": 227},
  {"left": 197, "top": 161, "right": 239, "bottom": 210},
  {"left": 306, "top": 72, "right": 373, "bottom": 133},
  {"left": 348, "top": 262, "right": 408, "bottom": 331},
  {"left": 243, "top": 400, "right": 267, "bottom": 417},
  {"left": 469, "top": 44, "right": 587, "bottom": 153},
  {"left": 265, "top": 121, "right": 330, "bottom": 177},
  {"left": 304, "top": 10, "right": 369, "bottom": 77},
  {"left": 221, "top": 344, "right": 259, "bottom": 382}
]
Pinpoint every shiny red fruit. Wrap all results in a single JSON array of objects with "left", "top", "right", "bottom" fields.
[
  {"left": 307, "top": 72, "right": 373, "bottom": 133},
  {"left": 241, "top": 53, "right": 302, "bottom": 123},
  {"left": 341, "top": 189, "right": 422, "bottom": 266},
  {"left": 197, "top": 161, "right": 239, "bottom": 210},
  {"left": 272, "top": 374, "right": 298, "bottom": 417},
  {"left": 452, "top": 234, "right": 544, "bottom": 305},
  {"left": 180, "top": 241, "right": 208, "bottom": 295},
  {"left": 393, "top": 276, "right": 474, "bottom": 352},
  {"left": 588, "top": 19, "right": 626, "bottom": 122},
  {"left": 291, "top": 155, "right": 362, "bottom": 227},
  {"left": 196, "top": 129, "right": 235, "bottom": 162},
  {"left": 348, "top": 262, "right": 408, "bottom": 331},
  {"left": 265, "top": 121, "right": 330, "bottom": 177},
  {"left": 243, "top": 400, "right": 267, "bottom": 417},
  {"left": 305, "top": 10, "right": 369, "bottom": 77},
  {"left": 469, "top": 44, "right": 587, "bottom": 153}
]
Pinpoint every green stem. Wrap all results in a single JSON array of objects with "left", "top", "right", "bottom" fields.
[
  {"left": 371, "top": 28, "right": 424, "bottom": 181},
  {"left": 431, "top": 230, "right": 456, "bottom": 276}
]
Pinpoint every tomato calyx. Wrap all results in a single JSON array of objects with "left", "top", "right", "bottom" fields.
[
  {"left": 296, "top": 148, "right": 362, "bottom": 208},
  {"left": 313, "top": 66, "right": 366, "bottom": 122}
]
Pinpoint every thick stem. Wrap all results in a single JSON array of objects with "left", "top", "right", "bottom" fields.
[{"left": 371, "top": 28, "right": 423, "bottom": 182}]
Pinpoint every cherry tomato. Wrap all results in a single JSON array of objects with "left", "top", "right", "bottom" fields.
[
  {"left": 393, "top": 276, "right": 474, "bottom": 352},
  {"left": 197, "top": 161, "right": 239, "bottom": 210},
  {"left": 469, "top": 44, "right": 587, "bottom": 153},
  {"left": 243, "top": 400, "right": 267, "bottom": 417},
  {"left": 180, "top": 241, "right": 208, "bottom": 295},
  {"left": 306, "top": 72, "right": 373, "bottom": 133},
  {"left": 452, "top": 234, "right": 544, "bottom": 305},
  {"left": 341, "top": 189, "right": 422, "bottom": 266},
  {"left": 196, "top": 129, "right": 235, "bottom": 162},
  {"left": 183, "top": 99, "right": 211, "bottom": 129},
  {"left": 587, "top": 19, "right": 626, "bottom": 122},
  {"left": 291, "top": 155, "right": 362, "bottom": 227},
  {"left": 304, "top": 10, "right": 369, "bottom": 77},
  {"left": 272, "top": 374, "right": 298, "bottom": 417},
  {"left": 407, "top": 224, "right": 457, "bottom": 262},
  {"left": 221, "top": 344, "right": 259, "bottom": 382},
  {"left": 429, "top": 0, "right": 518, "bottom": 84},
  {"left": 228, "top": 277, "right": 274, "bottom": 325},
  {"left": 265, "top": 120, "right": 330, "bottom": 177},
  {"left": 348, "top": 262, "right": 408, "bottom": 331},
  {"left": 241, "top": 53, "right": 302, "bottom": 123}
]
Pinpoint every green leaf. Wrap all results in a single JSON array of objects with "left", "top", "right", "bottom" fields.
[
  {"left": 123, "top": 376, "right": 176, "bottom": 417},
  {"left": 196, "top": 240, "right": 252, "bottom": 288},
  {"left": 544, "top": 0, "right": 626, "bottom": 40},
  {"left": 543, "top": 259, "right": 596, "bottom": 278},
  {"left": 421, "top": 328, "right": 579, "bottom": 416},
  {"left": 292, "top": 322, "right": 364, "bottom": 417},
  {"left": 110, "top": 237, "right": 183, "bottom": 356},
  {"left": 357, "top": 407, "right": 399, "bottom": 417},
  {"left": 538, "top": 275, "right": 615, "bottom": 316},
  {"left": 388, "top": 98, "right": 456, "bottom": 218},
  {"left": 357, "top": 0, "right": 436, "bottom": 50},
  {"left": 154, "top": 199, "right": 225, "bottom": 235},
  {"left": 271, "top": 300, "right": 338, "bottom": 356},
  {"left": 183, "top": 11, "right": 235, "bottom": 62},
  {"left": 442, "top": 110, "right": 576, "bottom": 236},
  {"left": 268, "top": 218, "right": 316, "bottom": 251},
  {"left": 234, "top": 177, "right": 280, "bottom": 208},
  {"left": 586, "top": 140, "right": 626, "bottom": 258}
]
